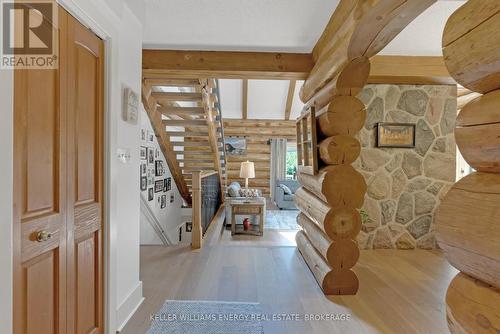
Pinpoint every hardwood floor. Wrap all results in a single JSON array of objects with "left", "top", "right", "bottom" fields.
[{"left": 121, "top": 224, "right": 457, "bottom": 334}]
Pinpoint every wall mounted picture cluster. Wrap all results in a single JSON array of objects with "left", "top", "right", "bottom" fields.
[{"left": 141, "top": 127, "right": 172, "bottom": 206}]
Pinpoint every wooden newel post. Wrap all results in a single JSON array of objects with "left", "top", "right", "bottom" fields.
[{"left": 191, "top": 171, "right": 202, "bottom": 249}]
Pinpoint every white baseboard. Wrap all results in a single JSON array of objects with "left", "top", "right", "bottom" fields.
[{"left": 116, "top": 281, "right": 144, "bottom": 332}]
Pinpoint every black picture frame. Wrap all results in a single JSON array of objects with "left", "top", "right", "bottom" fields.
[
  {"left": 148, "top": 188, "right": 154, "bottom": 201},
  {"left": 140, "top": 177, "right": 147, "bottom": 191},
  {"left": 163, "top": 178, "right": 168, "bottom": 192},
  {"left": 167, "top": 177, "right": 171, "bottom": 191},
  {"left": 185, "top": 221, "right": 192, "bottom": 232},
  {"left": 140, "top": 146, "right": 147, "bottom": 160},
  {"left": 160, "top": 195, "right": 166, "bottom": 209},
  {"left": 140, "top": 162, "right": 147, "bottom": 176},
  {"left": 376, "top": 122, "right": 416, "bottom": 148},
  {"left": 154, "top": 180, "right": 163, "bottom": 193},
  {"left": 155, "top": 160, "right": 164, "bottom": 177},
  {"left": 148, "top": 147, "right": 154, "bottom": 164}
]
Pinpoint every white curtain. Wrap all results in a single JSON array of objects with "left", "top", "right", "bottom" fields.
[{"left": 270, "top": 138, "right": 287, "bottom": 201}]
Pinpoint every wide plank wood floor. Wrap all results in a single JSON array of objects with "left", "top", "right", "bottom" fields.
[{"left": 121, "top": 228, "right": 457, "bottom": 334}]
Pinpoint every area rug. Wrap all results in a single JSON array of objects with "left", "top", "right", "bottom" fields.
[
  {"left": 264, "top": 210, "right": 300, "bottom": 230},
  {"left": 147, "top": 300, "right": 264, "bottom": 334}
]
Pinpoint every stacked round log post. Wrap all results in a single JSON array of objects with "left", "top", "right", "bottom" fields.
[
  {"left": 294, "top": 0, "right": 437, "bottom": 296},
  {"left": 436, "top": 1, "right": 500, "bottom": 332},
  {"left": 295, "top": 80, "right": 368, "bottom": 295}
]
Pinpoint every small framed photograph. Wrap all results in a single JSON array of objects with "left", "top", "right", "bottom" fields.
[
  {"left": 163, "top": 178, "right": 168, "bottom": 192},
  {"left": 140, "top": 162, "right": 147, "bottom": 176},
  {"left": 148, "top": 130, "right": 155, "bottom": 143},
  {"left": 140, "top": 177, "right": 147, "bottom": 191},
  {"left": 148, "top": 147, "right": 154, "bottom": 164},
  {"left": 140, "top": 146, "right": 147, "bottom": 160},
  {"left": 141, "top": 129, "right": 146, "bottom": 141},
  {"left": 155, "top": 180, "right": 164, "bottom": 193},
  {"left": 376, "top": 123, "right": 416, "bottom": 148},
  {"left": 185, "top": 222, "right": 192, "bottom": 232},
  {"left": 155, "top": 160, "right": 164, "bottom": 177},
  {"left": 148, "top": 188, "right": 154, "bottom": 201},
  {"left": 167, "top": 177, "right": 172, "bottom": 191},
  {"left": 122, "top": 86, "right": 139, "bottom": 124},
  {"left": 155, "top": 148, "right": 160, "bottom": 159},
  {"left": 170, "top": 193, "right": 174, "bottom": 203},
  {"left": 160, "top": 195, "right": 167, "bottom": 209},
  {"left": 147, "top": 167, "right": 155, "bottom": 186},
  {"left": 224, "top": 137, "right": 246, "bottom": 156}
]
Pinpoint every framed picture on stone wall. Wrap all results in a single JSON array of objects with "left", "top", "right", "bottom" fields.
[{"left": 376, "top": 123, "right": 416, "bottom": 148}]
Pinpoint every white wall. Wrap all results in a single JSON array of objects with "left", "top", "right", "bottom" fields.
[
  {"left": 0, "top": 0, "right": 145, "bottom": 332},
  {"left": 114, "top": 5, "right": 144, "bottom": 332},
  {"left": 0, "top": 67, "right": 13, "bottom": 334},
  {"left": 139, "top": 106, "right": 184, "bottom": 244}
]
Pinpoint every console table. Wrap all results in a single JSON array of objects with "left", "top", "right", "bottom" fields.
[{"left": 231, "top": 202, "right": 265, "bottom": 236}]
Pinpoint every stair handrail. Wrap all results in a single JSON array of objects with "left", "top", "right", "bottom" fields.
[
  {"left": 140, "top": 192, "right": 172, "bottom": 245},
  {"left": 215, "top": 79, "right": 227, "bottom": 192}
]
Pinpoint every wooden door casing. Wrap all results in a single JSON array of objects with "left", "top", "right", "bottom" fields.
[{"left": 13, "top": 6, "right": 104, "bottom": 334}]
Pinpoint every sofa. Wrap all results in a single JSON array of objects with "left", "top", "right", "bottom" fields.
[{"left": 274, "top": 179, "right": 299, "bottom": 209}]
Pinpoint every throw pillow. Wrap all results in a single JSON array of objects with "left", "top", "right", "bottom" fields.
[
  {"left": 240, "top": 188, "right": 260, "bottom": 197},
  {"left": 279, "top": 184, "right": 292, "bottom": 195},
  {"left": 227, "top": 182, "right": 241, "bottom": 197}
]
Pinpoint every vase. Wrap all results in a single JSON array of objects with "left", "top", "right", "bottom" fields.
[{"left": 243, "top": 218, "right": 250, "bottom": 231}]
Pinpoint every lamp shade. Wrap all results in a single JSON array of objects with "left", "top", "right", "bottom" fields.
[{"left": 239, "top": 161, "right": 255, "bottom": 179}]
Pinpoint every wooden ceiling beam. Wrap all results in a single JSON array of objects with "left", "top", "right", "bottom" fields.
[
  {"left": 284, "top": 80, "right": 296, "bottom": 120},
  {"left": 242, "top": 79, "right": 248, "bottom": 119},
  {"left": 368, "top": 55, "right": 455, "bottom": 85},
  {"left": 301, "top": 0, "right": 437, "bottom": 103},
  {"left": 142, "top": 50, "right": 314, "bottom": 80}
]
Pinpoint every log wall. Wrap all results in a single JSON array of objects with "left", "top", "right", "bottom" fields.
[
  {"left": 435, "top": 1, "right": 500, "bottom": 332},
  {"left": 294, "top": 0, "right": 436, "bottom": 296},
  {"left": 223, "top": 119, "right": 295, "bottom": 196}
]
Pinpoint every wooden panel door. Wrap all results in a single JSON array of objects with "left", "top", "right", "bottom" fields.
[
  {"left": 13, "top": 6, "right": 68, "bottom": 334},
  {"left": 13, "top": 6, "right": 104, "bottom": 334},
  {"left": 65, "top": 13, "right": 104, "bottom": 334}
]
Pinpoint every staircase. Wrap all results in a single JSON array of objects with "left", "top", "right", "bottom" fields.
[{"left": 141, "top": 78, "right": 227, "bottom": 205}]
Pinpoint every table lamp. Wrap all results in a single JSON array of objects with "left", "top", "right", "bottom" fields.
[{"left": 239, "top": 160, "right": 255, "bottom": 189}]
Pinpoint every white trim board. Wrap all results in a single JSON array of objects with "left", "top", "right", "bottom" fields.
[{"left": 116, "top": 281, "right": 145, "bottom": 332}]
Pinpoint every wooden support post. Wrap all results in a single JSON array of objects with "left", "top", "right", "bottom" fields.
[
  {"left": 294, "top": 0, "right": 435, "bottom": 297},
  {"left": 242, "top": 79, "right": 248, "bottom": 119},
  {"left": 435, "top": 2, "right": 500, "bottom": 332},
  {"left": 446, "top": 273, "right": 500, "bottom": 333},
  {"left": 284, "top": 80, "right": 296, "bottom": 120},
  {"left": 191, "top": 171, "right": 202, "bottom": 249}
]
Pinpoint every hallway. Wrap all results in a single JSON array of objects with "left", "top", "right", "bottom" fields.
[{"left": 121, "top": 217, "right": 457, "bottom": 334}]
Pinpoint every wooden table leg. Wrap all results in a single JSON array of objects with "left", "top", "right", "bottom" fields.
[{"left": 231, "top": 212, "right": 235, "bottom": 236}]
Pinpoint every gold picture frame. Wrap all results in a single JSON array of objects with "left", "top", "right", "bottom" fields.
[{"left": 376, "top": 122, "right": 416, "bottom": 148}]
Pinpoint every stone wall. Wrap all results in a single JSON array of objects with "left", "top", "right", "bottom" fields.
[{"left": 354, "top": 84, "right": 457, "bottom": 250}]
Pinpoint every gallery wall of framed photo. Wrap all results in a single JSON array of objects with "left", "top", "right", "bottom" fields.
[{"left": 139, "top": 107, "right": 183, "bottom": 245}]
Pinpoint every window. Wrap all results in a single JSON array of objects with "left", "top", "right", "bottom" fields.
[{"left": 286, "top": 143, "right": 298, "bottom": 180}]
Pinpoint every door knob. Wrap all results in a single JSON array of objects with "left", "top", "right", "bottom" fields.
[{"left": 36, "top": 230, "right": 52, "bottom": 242}]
